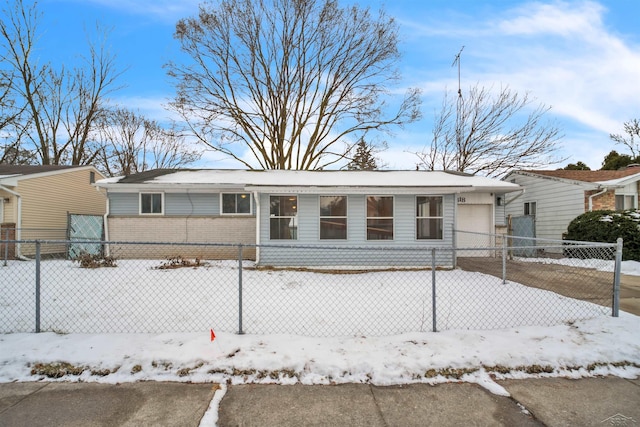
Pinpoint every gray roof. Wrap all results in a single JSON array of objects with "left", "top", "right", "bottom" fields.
[
  {"left": 97, "top": 168, "right": 521, "bottom": 194},
  {"left": 0, "top": 165, "right": 80, "bottom": 176},
  {"left": 116, "top": 169, "right": 192, "bottom": 184}
]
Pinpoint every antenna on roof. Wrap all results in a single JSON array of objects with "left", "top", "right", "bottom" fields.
[
  {"left": 452, "top": 46, "right": 465, "bottom": 150},
  {"left": 452, "top": 45, "right": 464, "bottom": 100}
]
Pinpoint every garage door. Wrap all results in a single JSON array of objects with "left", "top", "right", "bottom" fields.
[{"left": 456, "top": 204, "right": 492, "bottom": 257}]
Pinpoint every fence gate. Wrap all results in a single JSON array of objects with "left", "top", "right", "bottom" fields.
[
  {"left": 509, "top": 215, "right": 536, "bottom": 257},
  {"left": 67, "top": 214, "right": 104, "bottom": 258}
]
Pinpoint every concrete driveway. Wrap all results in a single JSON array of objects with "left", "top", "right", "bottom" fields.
[{"left": 457, "top": 257, "right": 640, "bottom": 316}]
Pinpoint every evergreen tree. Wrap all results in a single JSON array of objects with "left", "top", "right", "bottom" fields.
[
  {"left": 563, "top": 161, "right": 590, "bottom": 170},
  {"left": 601, "top": 150, "right": 637, "bottom": 170},
  {"left": 346, "top": 140, "right": 378, "bottom": 170}
]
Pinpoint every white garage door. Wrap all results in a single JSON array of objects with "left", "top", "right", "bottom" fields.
[{"left": 456, "top": 204, "right": 492, "bottom": 256}]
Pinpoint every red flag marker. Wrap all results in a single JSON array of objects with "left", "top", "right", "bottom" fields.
[{"left": 210, "top": 328, "right": 216, "bottom": 342}]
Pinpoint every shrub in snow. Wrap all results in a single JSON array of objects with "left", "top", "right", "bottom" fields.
[
  {"left": 73, "top": 252, "right": 117, "bottom": 268},
  {"left": 565, "top": 209, "right": 640, "bottom": 261}
]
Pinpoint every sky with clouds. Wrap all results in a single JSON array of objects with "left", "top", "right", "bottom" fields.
[{"left": 35, "top": 0, "right": 640, "bottom": 171}]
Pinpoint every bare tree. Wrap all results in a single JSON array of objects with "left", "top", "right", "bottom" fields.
[
  {"left": 415, "top": 85, "right": 563, "bottom": 177},
  {"left": 0, "top": 0, "right": 122, "bottom": 165},
  {"left": 610, "top": 119, "right": 640, "bottom": 159},
  {"left": 95, "top": 106, "right": 201, "bottom": 176},
  {"left": 167, "top": 0, "right": 421, "bottom": 170}
]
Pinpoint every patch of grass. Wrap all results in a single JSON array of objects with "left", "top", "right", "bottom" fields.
[
  {"left": 31, "top": 362, "right": 86, "bottom": 378},
  {"left": 131, "top": 364, "right": 142, "bottom": 374},
  {"left": 151, "top": 360, "right": 173, "bottom": 370},
  {"left": 155, "top": 256, "right": 208, "bottom": 270},
  {"left": 424, "top": 367, "right": 478, "bottom": 379},
  {"left": 90, "top": 367, "right": 118, "bottom": 376},
  {"left": 484, "top": 365, "right": 511, "bottom": 374},
  {"left": 177, "top": 362, "right": 204, "bottom": 377}
]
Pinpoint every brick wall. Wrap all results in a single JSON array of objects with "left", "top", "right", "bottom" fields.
[
  {"left": 584, "top": 189, "right": 615, "bottom": 211},
  {"left": 0, "top": 223, "right": 16, "bottom": 260},
  {"left": 106, "top": 216, "right": 256, "bottom": 259}
]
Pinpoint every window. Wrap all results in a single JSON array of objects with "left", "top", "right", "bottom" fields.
[
  {"left": 615, "top": 195, "right": 635, "bottom": 211},
  {"left": 367, "top": 196, "right": 393, "bottom": 240},
  {"left": 140, "top": 193, "right": 163, "bottom": 215},
  {"left": 416, "top": 196, "right": 443, "bottom": 240},
  {"left": 270, "top": 195, "right": 297, "bottom": 239},
  {"left": 222, "top": 193, "right": 251, "bottom": 214},
  {"left": 89, "top": 171, "right": 95, "bottom": 184},
  {"left": 320, "top": 196, "right": 347, "bottom": 239},
  {"left": 524, "top": 201, "right": 536, "bottom": 216}
]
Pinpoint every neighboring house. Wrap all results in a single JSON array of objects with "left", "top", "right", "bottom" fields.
[
  {"left": 503, "top": 166, "right": 640, "bottom": 242},
  {"left": 0, "top": 165, "right": 106, "bottom": 257},
  {"left": 95, "top": 169, "right": 520, "bottom": 266}
]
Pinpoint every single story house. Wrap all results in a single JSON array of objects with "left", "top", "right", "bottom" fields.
[
  {"left": 95, "top": 169, "right": 520, "bottom": 266},
  {"left": 503, "top": 165, "right": 640, "bottom": 242},
  {"left": 0, "top": 165, "right": 106, "bottom": 257}
]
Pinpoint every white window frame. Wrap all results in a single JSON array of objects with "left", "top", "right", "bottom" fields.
[
  {"left": 319, "top": 195, "right": 347, "bottom": 240},
  {"left": 220, "top": 193, "right": 252, "bottom": 215},
  {"left": 269, "top": 195, "right": 298, "bottom": 240},
  {"left": 416, "top": 195, "right": 444, "bottom": 240},
  {"left": 524, "top": 201, "right": 537, "bottom": 216},
  {"left": 366, "top": 195, "right": 394, "bottom": 241},
  {"left": 139, "top": 192, "right": 164, "bottom": 215},
  {"left": 615, "top": 194, "right": 636, "bottom": 211}
]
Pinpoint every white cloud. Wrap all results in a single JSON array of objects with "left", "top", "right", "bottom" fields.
[
  {"left": 497, "top": 1, "right": 605, "bottom": 37},
  {"left": 79, "top": 0, "right": 200, "bottom": 21},
  {"left": 402, "top": 1, "right": 640, "bottom": 168}
]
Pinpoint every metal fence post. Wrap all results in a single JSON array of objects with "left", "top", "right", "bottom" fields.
[
  {"left": 238, "top": 244, "right": 244, "bottom": 334},
  {"left": 451, "top": 224, "right": 457, "bottom": 268},
  {"left": 612, "top": 238, "right": 623, "bottom": 317},
  {"left": 3, "top": 228, "right": 8, "bottom": 266},
  {"left": 35, "top": 241, "right": 41, "bottom": 333},
  {"left": 502, "top": 235, "right": 507, "bottom": 285},
  {"left": 432, "top": 248, "right": 437, "bottom": 332}
]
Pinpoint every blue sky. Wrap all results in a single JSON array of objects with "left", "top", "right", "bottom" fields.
[{"left": 36, "top": 0, "right": 640, "bottom": 170}]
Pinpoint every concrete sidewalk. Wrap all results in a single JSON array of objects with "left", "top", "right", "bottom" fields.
[{"left": 1, "top": 377, "right": 639, "bottom": 426}]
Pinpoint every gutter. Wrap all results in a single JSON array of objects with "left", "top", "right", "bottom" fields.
[
  {"left": 0, "top": 184, "right": 25, "bottom": 259},
  {"left": 588, "top": 187, "right": 609, "bottom": 212},
  {"left": 103, "top": 196, "right": 111, "bottom": 256},
  {"left": 253, "top": 191, "right": 260, "bottom": 264}
]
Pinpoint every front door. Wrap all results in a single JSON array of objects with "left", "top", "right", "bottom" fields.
[{"left": 456, "top": 204, "right": 492, "bottom": 257}]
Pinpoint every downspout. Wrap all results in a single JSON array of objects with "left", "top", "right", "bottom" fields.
[
  {"left": 504, "top": 189, "right": 525, "bottom": 206},
  {"left": 103, "top": 194, "right": 110, "bottom": 256},
  {"left": 0, "top": 184, "right": 25, "bottom": 259},
  {"left": 253, "top": 191, "right": 260, "bottom": 264},
  {"left": 588, "top": 187, "right": 608, "bottom": 212}
]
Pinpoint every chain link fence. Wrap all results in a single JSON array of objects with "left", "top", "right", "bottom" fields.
[{"left": 1, "top": 236, "right": 621, "bottom": 336}]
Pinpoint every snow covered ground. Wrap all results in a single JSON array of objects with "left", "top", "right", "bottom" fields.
[
  {"left": 1, "top": 258, "right": 616, "bottom": 335},
  {"left": 516, "top": 257, "right": 640, "bottom": 277},
  {"left": 1, "top": 257, "right": 639, "bottom": 424}
]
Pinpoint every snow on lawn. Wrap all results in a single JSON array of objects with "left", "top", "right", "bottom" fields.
[
  {"left": 516, "top": 257, "right": 640, "bottom": 277},
  {"left": 1, "top": 259, "right": 638, "bottom": 395},
  {"left": 1, "top": 259, "right": 610, "bottom": 335},
  {"left": 1, "top": 315, "right": 639, "bottom": 389}
]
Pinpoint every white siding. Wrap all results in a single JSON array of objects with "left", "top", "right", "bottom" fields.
[{"left": 504, "top": 173, "right": 587, "bottom": 240}]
